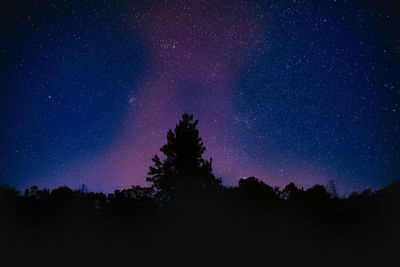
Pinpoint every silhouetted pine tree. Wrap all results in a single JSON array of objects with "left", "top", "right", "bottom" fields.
[{"left": 147, "top": 113, "right": 222, "bottom": 206}]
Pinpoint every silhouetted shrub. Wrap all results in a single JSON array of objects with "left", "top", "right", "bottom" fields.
[{"left": 236, "top": 177, "right": 280, "bottom": 208}]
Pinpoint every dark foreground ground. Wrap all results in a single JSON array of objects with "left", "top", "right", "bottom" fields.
[{"left": 1, "top": 182, "right": 399, "bottom": 267}]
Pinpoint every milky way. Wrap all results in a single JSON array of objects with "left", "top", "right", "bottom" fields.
[
  {"left": 58, "top": 0, "right": 275, "bottom": 191},
  {"left": 1, "top": 0, "right": 399, "bottom": 194},
  {"left": 66, "top": 0, "right": 328, "bottom": 191}
]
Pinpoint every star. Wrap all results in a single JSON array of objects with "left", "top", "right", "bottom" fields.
[{"left": 129, "top": 96, "right": 136, "bottom": 105}]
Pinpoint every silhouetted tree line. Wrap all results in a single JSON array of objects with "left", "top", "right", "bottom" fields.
[
  {"left": 1, "top": 113, "right": 399, "bottom": 266},
  {"left": 0, "top": 177, "right": 376, "bottom": 219},
  {"left": 0, "top": 113, "right": 378, "bottom": 220}
]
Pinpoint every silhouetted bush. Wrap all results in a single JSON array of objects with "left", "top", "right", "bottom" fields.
[{"left": 236, "top": 177, "right": 280, "bottom": 208}]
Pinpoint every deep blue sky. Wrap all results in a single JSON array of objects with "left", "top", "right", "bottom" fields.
[{"left": 1, "top": 0, "right": 399, "bottom": 195}]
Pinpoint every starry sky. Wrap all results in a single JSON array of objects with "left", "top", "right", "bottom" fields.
[{"left": 1, "top": 0, "right": 399, "bottom": 195}]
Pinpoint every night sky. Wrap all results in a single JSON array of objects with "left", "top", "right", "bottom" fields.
[{"left": 1, "top": 0, "right": 399, "bottom": 195}]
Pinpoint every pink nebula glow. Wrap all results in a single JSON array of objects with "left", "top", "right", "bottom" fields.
[{"left": 40, "top": 0, "right": 332, "bottom": 192}]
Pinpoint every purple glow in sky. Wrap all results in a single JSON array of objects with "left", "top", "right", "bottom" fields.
[
  {"left": 6, "top": 0, "right": 398, "bottom": 194},
  {"left": 43, "top": 0, "right": 328, "bottom": 192}
]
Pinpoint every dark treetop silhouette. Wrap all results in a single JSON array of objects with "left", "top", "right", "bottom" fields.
[{"left": 147, "top": 113, "right": 222, "bottom": 206}]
